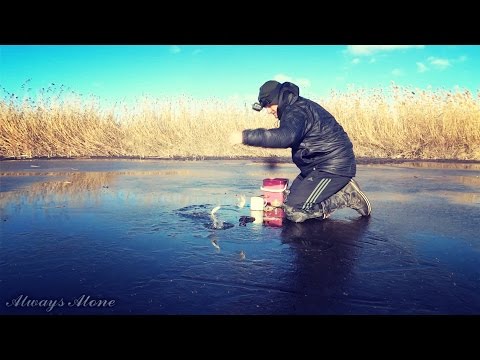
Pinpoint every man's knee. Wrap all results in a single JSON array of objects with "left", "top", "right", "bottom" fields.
[
  {"left": 286, "top": 211, "right": 309, "bottom": 223},
  {"left": 283, "top": 204, "right": 323, "bottom": 223}
]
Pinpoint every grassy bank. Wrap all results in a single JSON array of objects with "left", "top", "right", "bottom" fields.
[{"left": 1, "top": 85, "right": 479, "bottom": 160}]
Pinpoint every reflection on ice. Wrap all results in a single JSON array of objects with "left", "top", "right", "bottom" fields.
[{"left": 392, "top": 161, "right": 480, "bottom": 170}]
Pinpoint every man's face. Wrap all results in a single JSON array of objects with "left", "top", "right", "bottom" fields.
[{"left": 265, "top": 104, "right": 278, "bottom": 119}]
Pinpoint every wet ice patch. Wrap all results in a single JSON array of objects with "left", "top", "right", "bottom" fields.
[{"left": 176, "top": 204, "right": 235, "bottom": 230}]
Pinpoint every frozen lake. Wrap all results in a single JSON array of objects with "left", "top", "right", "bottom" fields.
[{"left": 1, "top": 159, "right": 479, "bottom": 314}]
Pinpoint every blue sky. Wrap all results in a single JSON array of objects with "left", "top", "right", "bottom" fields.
[{"left": 1, "top": 45, "right": 478, "bottom": 105}]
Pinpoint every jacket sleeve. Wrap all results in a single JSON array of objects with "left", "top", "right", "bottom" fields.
[{"left": 242, "top": 109, "right": 307, "bottom": 148}]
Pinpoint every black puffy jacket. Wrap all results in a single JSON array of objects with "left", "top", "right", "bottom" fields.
[{"left": 242, "top": 82, "right": 356, "bottom": 177}]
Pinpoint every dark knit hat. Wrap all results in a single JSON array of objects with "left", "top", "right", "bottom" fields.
[{"left": 258, "top": 80, "right": 281, "bottom": 107}]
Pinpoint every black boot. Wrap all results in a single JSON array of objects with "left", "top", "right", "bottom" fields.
[
  {"left": 320, "top": 191, "right": 346, "bottom": 219},
  {"left": 321, "top": 179, "right": 372, "bottom": 218},
  {"left": 343, "top": 179, "right": 372, "bottom": 216}
]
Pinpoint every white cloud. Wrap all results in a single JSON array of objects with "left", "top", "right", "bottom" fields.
[
  {"left": 391, "top": 68, "right": 403, "bottom": 76},
  {"left": 273, "top": 73, "right": 292, "bottom": 83},
  {"left": 427, "top": 56, "right": 450, "bottom": 70},
  {"left": 347, "top": 45, "right": 425, "bottom": 56},
  {"left": 296, "top": 78, "right": 311, "bottom": 88},
  {"left": 352, "top": 58, "right": 360, "bottom": 64},
  {"left": 192, "top": 49, "right": 202, "bottom": 55},
  {"left": 170, "top": 46, "right": 181, "bottom": 54},
  {"left": 416, "top": 62, "right": 428, "bottom": 73},
  {"left": 369, "top": 58, "right": 376, "bottom": 64},
  {"left": 457, "top": 55, "right": 467, "bottom": 62},
  {"left": 273, "top": 73, "right": 311, "bottom": 88}
]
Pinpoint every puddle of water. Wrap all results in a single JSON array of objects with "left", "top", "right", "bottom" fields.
[{"left": 0, "top": 159, "right": 479, "bottom": 314}]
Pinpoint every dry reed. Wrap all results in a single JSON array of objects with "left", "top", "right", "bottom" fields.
[{"left": 1, "top": 84, "right": 479, "bottom": 160}]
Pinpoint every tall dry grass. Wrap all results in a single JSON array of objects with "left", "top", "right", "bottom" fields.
[
  {"left": 1, "top": 84, "right": 479, "bottom": 160},
  {"left": 324, "top": 85, "right": 480, "bottom": 160}
]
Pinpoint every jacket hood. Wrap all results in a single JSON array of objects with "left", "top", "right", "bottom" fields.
[{"left": 277, "top": 82, "right": 300, "bottom": 118}]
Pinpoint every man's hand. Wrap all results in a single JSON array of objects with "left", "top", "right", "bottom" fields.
[{"left": 228, "top": 131, "right": 243, "bottom": 145}]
